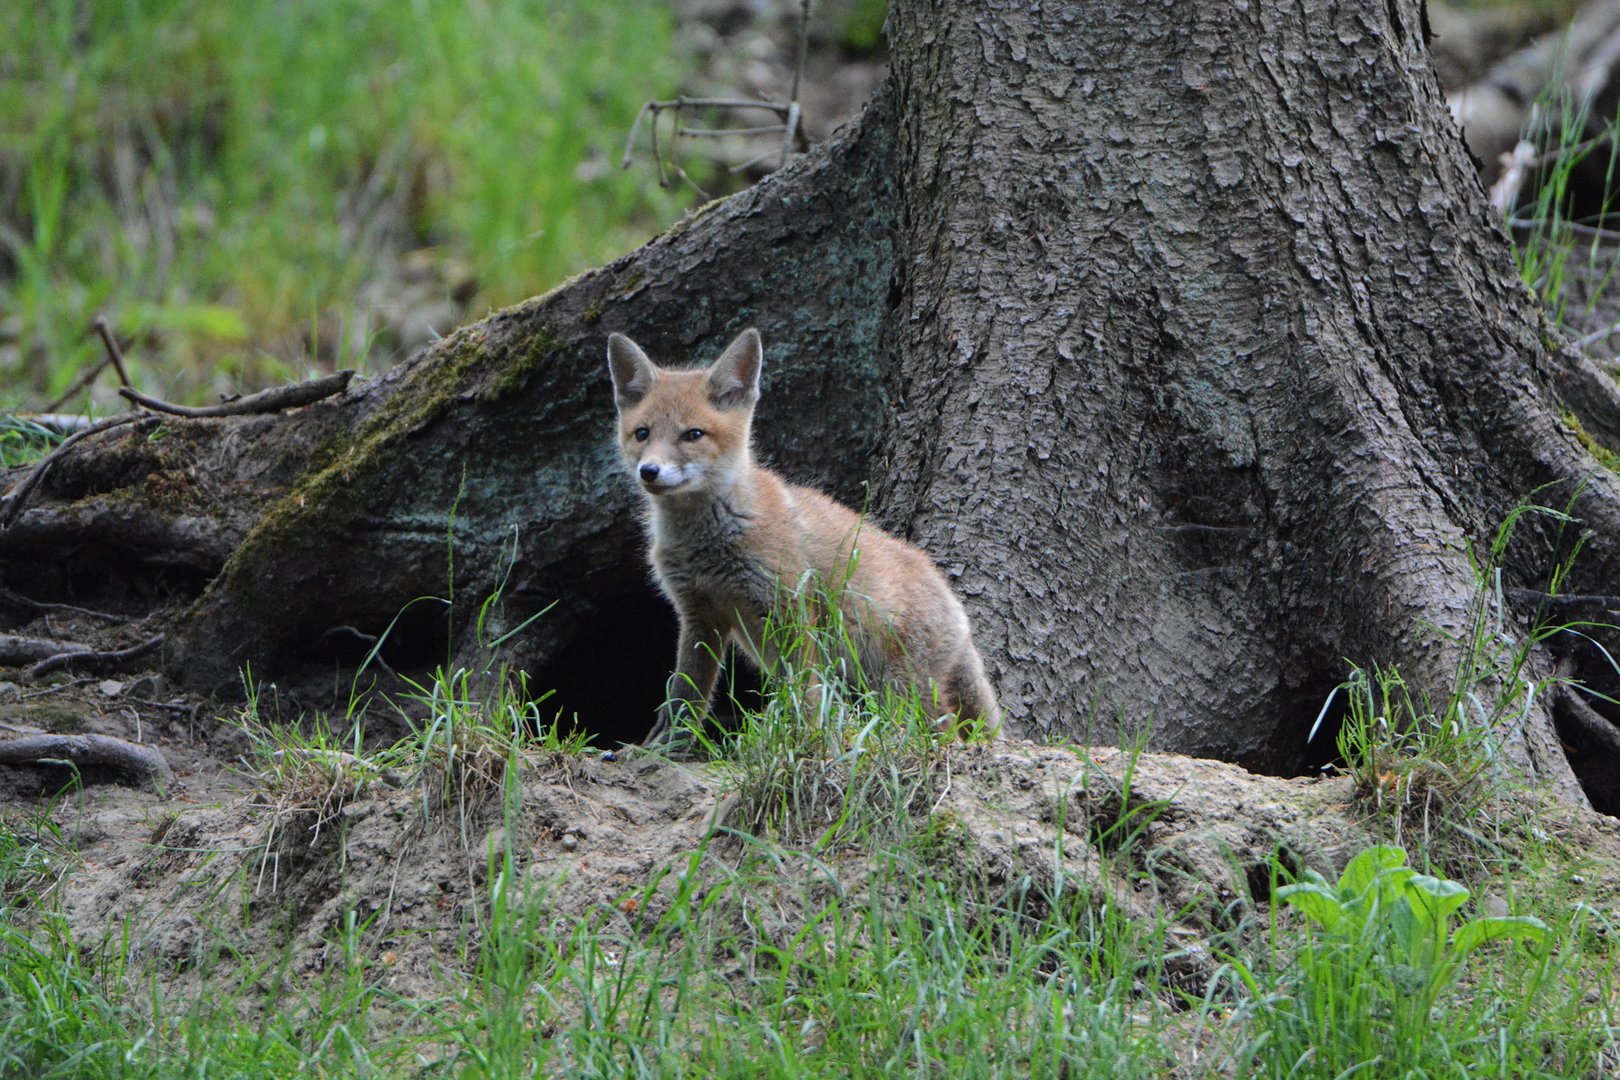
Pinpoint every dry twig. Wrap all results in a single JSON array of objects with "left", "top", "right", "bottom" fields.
[
  {"left": 92, "top": 316, "right": 135, "bottom": 391},
  {"left": 0, "top": 588, "right": 121, "bottom": 621},
  {"left": 621, "top": 0, "right": 814, "bottom": 192},
  {"left": 118, "top": 370, "right": 355, "bottom": 418}
]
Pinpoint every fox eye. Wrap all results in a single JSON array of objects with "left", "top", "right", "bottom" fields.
[
  {"left": 680, "top": 428, "right": 704, "bottom": 442},
  {"left": 633, "top": 426, "right": 649, "bottom": 442}
]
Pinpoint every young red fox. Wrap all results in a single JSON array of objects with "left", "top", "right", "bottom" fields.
[{"left": 607, "top": 327, "right": 1000, "bottom": 745}]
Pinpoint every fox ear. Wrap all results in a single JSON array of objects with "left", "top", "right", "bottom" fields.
[
  {"left": 606, "top": 334, "right": 657, "bottom": 409},
  {"left": 706, "top": 328, "right": 763, "bottom": 410}
]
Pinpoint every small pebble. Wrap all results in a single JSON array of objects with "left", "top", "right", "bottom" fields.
[{"left": 561, "top": 833, "right": 579, "bottom": 851}]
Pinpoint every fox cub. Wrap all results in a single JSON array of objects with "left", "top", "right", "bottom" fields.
[{"left": 607, "top": 327, "right": 999, "bottom": 744}]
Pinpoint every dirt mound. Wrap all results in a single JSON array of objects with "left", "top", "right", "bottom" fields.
[{"left": 6, "top": 672, "right": 1620, "bottom": 1017}]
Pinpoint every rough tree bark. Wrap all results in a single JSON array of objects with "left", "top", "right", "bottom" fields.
[{"left": 5, "top": 0, "right": 1620, "bottom": 810}]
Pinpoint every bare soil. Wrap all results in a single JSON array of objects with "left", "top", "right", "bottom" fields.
[{"left": 5, "top": 661, "right": 1620, "bottom": 1014}]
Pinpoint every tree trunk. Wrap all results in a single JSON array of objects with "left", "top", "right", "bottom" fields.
[{"left": 4, "top": 0, "right": 1619, "bottom": 810}]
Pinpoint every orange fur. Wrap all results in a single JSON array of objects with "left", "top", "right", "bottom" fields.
[{"left": 607, "top": 328, "right": 1000, "bottom": 744}]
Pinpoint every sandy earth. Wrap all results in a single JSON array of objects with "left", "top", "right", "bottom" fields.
[{"left": 4, "top": 659, "right": 1619, "bottom": 1019}]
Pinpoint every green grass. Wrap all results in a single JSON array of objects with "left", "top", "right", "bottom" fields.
[
  {"left": 3, "top": 506, "right": 1617, "bottom": 1075},
  {"left": 5, "top": 613, "right": 1617, "bottom": 1075},
  {"left": 0, "top": 415, "right": 64, "bottom": 467},
  {"left": 0, "top": 0, "right": 691, "bottom": 407},
  {"left": 1310, "top": 489, "right": 1598, "bottom": 874},
  {"left": 1511, "top": 88, "right": 1620, "bottom": 338}
]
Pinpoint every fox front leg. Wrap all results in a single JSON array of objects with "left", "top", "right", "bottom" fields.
[{"left": 645, "top": 615, "right": 725, "bottom": 748}]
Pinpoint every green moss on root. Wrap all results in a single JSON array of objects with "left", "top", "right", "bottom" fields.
[
  {"left": 209, "top": 319, "right": 562, "bottom": 592},
  {"left": 1564, "top": 409, "right": 1620, "bottom": 472}
]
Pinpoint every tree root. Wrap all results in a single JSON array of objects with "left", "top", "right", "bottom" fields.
[
  {"left": 0, "top": 500, "right": 237, "bottom": 573},
  {"left": 0, "top": 414, "right": 161, "bottom": 530},
  {"left": 25, "top": 635, "right": 165, "bottom": 680},
  {"left": 0, "top": 635, "right": 91, "bottom": 667},
  {"left": 0, "top": 732, "right": 170, "bottom": 789},
  {"left": 1550, "top": 682, "right": 1620, "bottom": 813},
  {"left": 1550, "top": 344, "right": 1620, "bottom": 452}
]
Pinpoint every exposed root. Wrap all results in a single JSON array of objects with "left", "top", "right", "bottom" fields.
[
  {"left": 0, "top": 731, "right": 170, "bottom": 788},
  {"left": 0, "top": 501, "right": 235, "bottom": 571},
  {"left": 0, "top": 414, "right": 160, "bottom": 530},
  {"left": 25, "top": 635, "right": 165, "bottom": 680},
  {"left": 1550, "top": 682, "right": 1620, "bottom": 814},
  {"left": 0, "top": 635, "right": 91, "bottom": 667},
  {"left": 1551, "top": 345, "right": 1620, "bottom": 451}
]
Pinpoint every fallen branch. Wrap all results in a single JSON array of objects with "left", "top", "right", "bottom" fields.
[
  {"left": 0, "top": 413, "right": 160, "bottom": 529},
  {"left": 0, "top": 732, "right": 170, "bottom": 788},
  {"left": 25, "top": 634, "right": 165, "bottom": 680},
  {"left": 118, "top": 370, "right": 355, "bottom": 418}
]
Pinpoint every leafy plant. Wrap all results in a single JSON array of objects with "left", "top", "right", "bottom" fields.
[
  {"left": 1218, "top": 845, "right": 1565, "bottom": 1078},
  {"left": 1277, "top": 845, "right": 1549, "bottom": 1036}
]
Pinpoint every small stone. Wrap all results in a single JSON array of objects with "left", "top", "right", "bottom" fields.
[
  {"left": 127, "top": 674, "right": 166, "bottom": 698},
  {"left": 98, "top": 679, "right": 125, "bottom": 697},
  {"left": 560, "top": 833, "right": 579, "bottom": 851}
]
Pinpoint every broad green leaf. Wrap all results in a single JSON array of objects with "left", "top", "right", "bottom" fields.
[
  {"left": 1402, "top": 875, "right": 1470, "bottom": 931},
  {"left": 1276, "top": 883, "right": 1344, "bottom": 931},
  {"left": 1391, "top": 897, "right": 1422, "bottom": 963},
  {"left": 1452, "top": 915, "right": 1550, "bottom": 958},
  {"left": 1372, "top": 866, "right": 1416, "bottom": 907},
  {"left": 1293, "top": 868, "right": 1331, "bottom": 889},
  {"left": 1337, "top": 845, "right": 1407, "bottom": 898}
]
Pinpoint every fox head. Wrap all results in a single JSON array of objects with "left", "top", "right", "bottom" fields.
[{"left": 606, "top": 328, "right": 762, "bottom": 499}]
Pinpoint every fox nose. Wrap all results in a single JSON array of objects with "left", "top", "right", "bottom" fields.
[{"left": 639, "top": 463, "right": 660, "bottom": 483}]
